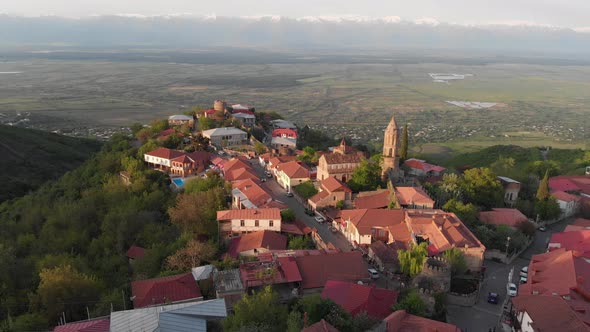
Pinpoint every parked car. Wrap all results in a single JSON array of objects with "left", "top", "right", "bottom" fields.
[
  {"left": 314, "top": 216, "right": 325, "bottom": 223},
  {"left": 260, "top": 177, "right": 267, "bottom": 182},
  {"left": 507, "top": 283, "right": 518, "bottom": 297},
  {"left": 304, "top": 208, "right": 314, "bottom": 216},
  {"left": 538, "top": 225, "right": 547, "bottom": 232},
  {"left": 329, "top": 226, "right": 338, "bottom": 233},
  {"left": 519, "top": 275, "right": 527, "bottom": 284},
  {"left": 286, "top": 192, "right": 294, "bottom": 197},
  {"left": 368, "top": 268, "right": 380, "bottom": 279},
  {"left": 520, "top": 266, "right": 528, "bottom": 278},
  {"left": 487, "top": 292, "right": 499, "bottom": 304}
]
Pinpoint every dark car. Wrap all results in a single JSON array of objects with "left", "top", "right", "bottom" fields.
[
  {"left": 305, "top": 208, "right": 314, "bottom": 216},
  {"left": 487, "top": 292, "right": 499, "bottom": 304}
]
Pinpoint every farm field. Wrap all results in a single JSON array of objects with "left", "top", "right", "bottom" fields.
[{"left": 0, "top": 50, "right": 587, "bottom": 150}]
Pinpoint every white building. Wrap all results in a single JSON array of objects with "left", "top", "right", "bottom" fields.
[
  {"left": 216, "top": 208, "right": 282, "bottom": 239},
  {"left": 552, "top": 191, "right": 580, "bottom": 219},
  {"left": 232, "top": 112, "right": 256, "bottom": 128},
  {"left": 202, "top": 127, "right": 247, "bottom": 147}
]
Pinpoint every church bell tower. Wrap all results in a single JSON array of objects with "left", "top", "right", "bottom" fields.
[{"left": 382, "top": 115, "right": 399, "bottom": 180}]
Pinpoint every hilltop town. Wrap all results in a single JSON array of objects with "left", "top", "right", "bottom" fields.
[{"left": 1, "top": 99, "right": 589, "bottom": 332}]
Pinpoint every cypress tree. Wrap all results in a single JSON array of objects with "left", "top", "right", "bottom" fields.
[
  {"left": 536, "top": 169, "right": 550, "bottom": 201},
  {"left": 399, "top": 124, "right": 409, "bottom": 161}
]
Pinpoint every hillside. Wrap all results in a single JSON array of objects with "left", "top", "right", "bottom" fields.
[{"left": 0, "top": 125, "right": 102, "bottom": 202}]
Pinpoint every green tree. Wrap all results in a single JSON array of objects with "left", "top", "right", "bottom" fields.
[
  {"left": 442, "top": 199, "right": 478, "bottom": 226},
  {"left": 151, "top": 119, "right": 169, "bottom": 133},
  {"left": 491, "top": 156, "right": 516, "bottom": 177},
  {"left": 288, "top": 235, "right": 314, "bottom": 250},
  {"left": 168, "top": 188, "right": 226, "bottom": 238},
  {"left": 184, "top": 173, "right": 225, "bottom": 194},
  {"left": 254, "top": 141, "right": 267, "bottom": 155},
  {"left": 442, "top": 248, "right": 468, "bottom": 276},
  {"left": 292, "top": 181, "right": 318, "bottom": 199},
  {"left": 535, "top": 197, "right": 561, "bottom": 221},
  {"left": 223, "top": 286, "right": 288, "bottom": 332},
  {"left": 348, "top": 155, "right": 383, "bottom": 192},
  {"left": 162, "top": 132, "right": 183, "bottom": 149},
  {"left": 198, "top": 117, "right": 215, "bottom": 131},
  {"left": 298, "top": 146, "right": 320, "bottom": 165},
  {"left": 399, "top": 124, "right": 409, "bottom": 161},
  {"left": 536, "top": 170, "right": 550, "bottom": 201},
  {"left": 516, "top": 220, "right": 536, "bottom": 237},
  {"left": 281, "top": 209, "right": 296, "bottom": 222},
  {"left": 461, "top": 167, "right": 503, "bottom": 209},
  {"left": 37, "top": 265, "right": 102, "bottom": 322},
  {"left": 392, "top": 289, "right": 428, "bottom": 317},
  {"left": 137, "top": 139, "right": 161, "bottom": 158},
  {"left": 397, "top": 242, "right": 428, "bottom": 277},
  {"left": 286, "top": 310, "right": 303, "bottom": 332},
  {"left": 165, "top": 240, "right": 217, "bottom": 270},
  {"left": 11, "top": 313, "right": 49, "bottom": 332},
  {"left": 526, "top": 160, "right": 560, "bottom": 178},
  {"left": 336, "top": 200, "right": 345, "bottom": 209}
]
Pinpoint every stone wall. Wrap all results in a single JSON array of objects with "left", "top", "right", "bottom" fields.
[
  {"left": 417, "top": 257, "right": 451, "bottom": 293},
  {"left": 447, "top": 289, "right": 478, "bottom": 306}
]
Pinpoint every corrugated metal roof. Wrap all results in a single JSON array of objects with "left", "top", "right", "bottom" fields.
[
  {"left": 110, "top": 299, "right": 227, "bottom": 332},
  {"left": 191, "top": 265, "right": 216, "bottom": 281}
]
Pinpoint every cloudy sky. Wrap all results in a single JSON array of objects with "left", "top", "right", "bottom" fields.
[{"left": 3, "top": 0, "right": 590, "bottom": 28}]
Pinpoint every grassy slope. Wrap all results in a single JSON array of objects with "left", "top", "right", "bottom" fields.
[{"left": 0, "top": 125, "right": 102, "bottom": 202}]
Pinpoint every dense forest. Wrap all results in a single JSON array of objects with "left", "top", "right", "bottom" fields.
[{"left": 0, "top": 125, "right": 102, "bottom": 203}]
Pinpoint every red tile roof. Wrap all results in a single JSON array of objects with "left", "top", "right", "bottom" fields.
[
  {"left": 574, "top": 218, "right": 590, "bottom": 228},
  {"left": 394, "top": 187, "right": 435, "bottom": 206},
  {"left": 217, "top": 208, "right": 282, "bottom": 221},
  {"left": 354, "top": 189, "right": 390, "bottom": 209},
  {"left": 384, "top": 310, "right": 461, "bottom": 332},
  {"left": 302, "top": 319, "right": 339, "bottom": 332},
  {"left": 478, "top": 208, "right": 529, "bottom": 228},
  {"left": 271, "top": 128, "right": 298, "bottom": 138},
  {"left": 321, "top": 176, "right": 351, "bottom": 193},
  {"left": 403, "top": 158, "right": 446, "bottom": 173},
  {"left": 321, "top": 280, "right": 398, "bottom": 319},
  {"left": 321, "top": 152, "right": 364, "bottom": 165},
  {"left": 309, "top": 190, "right": 331, "bottom": 204},
  {"left": 277, "top": 161, "right": 310, "bottom": 179},
  {"left": 53, "top": 318, "right": 110, "bottom": 332},
  {"left": 294, "top": 251, "right": 370, "bottom": 289},
  {"left": 126, "top": 245, "right": 146, "bottom": 259},
  {"left": 131, "top": 273, "right": 202, "bottom": 308},
  {"left": 552, "top": 190, "right": 581, "bottom": 202},
  {"left": 369, "top": 241, "right": 398, "bottom": 265},
  {"left": 144, "top": 147, "right": 184, "bottom": 160},
  {"left": 239, "top": 255, "right": 302, "bottom": 288},
  {"left": 549, "top": 176, "right": 583, "bottom": 192},
  {"left": 233, "top": 179, "right": 272, "bottom": 207},
  {"left": 281, "top": 221, "right": 312, "bottom": 235},
  {"left": 548, "top": 230, "right": 590, "bottom": 258},
  {"left": 340, "top": 209, "right": 406, "bottom": 236},
  {"left": 227, "top": 231, "right": 287, "bottom": 258},
  {"left": 225, "top": 168, "right": 259, "bottom": 182},
  {"left": 511, "top": 295, "right": 590, "bottom": 332},
  {"left": 222, "top": 158, "right": 253, "bottom": 173}
]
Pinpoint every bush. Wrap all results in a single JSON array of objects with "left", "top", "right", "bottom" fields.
[{"left": 292, "top": 181, "right": 318, "bottom": 199}]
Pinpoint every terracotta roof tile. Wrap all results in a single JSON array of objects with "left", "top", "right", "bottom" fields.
[
  {"left": 53, "top": 318, "right": 110, "bottom": 332},
  {"left": 227, "top": 231, "right": 287, "bottom": 258},
  {"left": 277, "top": 161, "right": 310, "bottom": 179},
  {"left": 341, "top": 209, "right": 406, "bottom": 236},
  {"left": 217, "top": 208, "right": 281, "bottom": 221},
  {"left": 394, "top": 187, "right": 435, "bottom": 206},
  {"left": 369, "top": 241, "right": 397, "bottom": 264},
  {"left": 131, "top": 273, "right": 201, "bottom": 308},
  {"left": 403, "top": 158, "right": 446, "bottom": 173},
  {"left": 126, "top": 245, "right": 146, "bottom": 259},
  {"left": 321, "top": 176, "right": 351, "bottom": 193},
  {"left": 225, "top": 168, "right": 259, "bottom": 182},
  {"left": 321, "top": 152, "right": 364, "bottom": 165},
  {"left": 321, "top": 280, "right": 398, "bottom": 319},
  {"left": 233, "top": 179, "right": 272, "bottom": 207},
  {"left": 222, "top": 158, "right": 253, "bottom": 174},
  {"left": 478, "top": 208, "right": 529, "bottom": 227},
  {"left": 384, "top": 310, "right": 461, "bottom": 332},
  {"left": 271, "top": 128, "right": 298, "bottom": 138},
  {"left": 548, "top": 231, "right": 590, "bottom": 259},
  {"left": 144, "top": 147, "right": 184, "bottom": 160},
  {"left": 511, "top": 295, "right": 590, "bottom": 332},
  {"left": 309, "top": 190, "right": 330, "bottom": 204},
  {"left": 295, "top": 251, "right": 370, "bottom": 289},
  {"left": 354, "top": 189, "right": 391, "bottom": 209},
  {"left": 552, "top": 190, "right": 581, "bottom": 202},
  {"left": 302, "top": 319, "right": 339, "bottom": 332}
]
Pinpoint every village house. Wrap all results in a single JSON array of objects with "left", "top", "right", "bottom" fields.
[
  {"left": 231, "top": 103, "right": 255, "bottom": 113},
  {"left": 221, "top": 158, "right": 259, "bottom": 182},
  {"left": 126, "top": 245, "right": 146, "bottom": 262},
  {"left": 353, "top": 189, "right": 391, "bottom": 209},
  {"left": 232, "top": 179, "right": 273, "bottom": 209},
  {"left": 275, "top": 161, "right": 311, "bottom": 191},
  {"left": 217, "top": 208, "right": 282, "bottom": 239},
  {"left": 339, "top": 209, "right": 406, "bottom": 246},
  {"left": 368, "top": 240, "right": 398, "bottom": 272},
  {"left": 552, "top": 191, "right": 581, "bottom": 219},
  {"left": 321, "top": 280, "right": 399, "bottom": 319},
  {"left": 238, "top": 254, "right": 302, "bottom": 295},
  {"left": 266, "top": 155, "right": 298, "bottom": 174},
  {"left": 130, "top": 273, "right": 203, "bottom": 308},
  {"left": 547, "top": 231, "right": 590, "bottom": 259},
  {"left": 54, "top": 318, "right": 110, "bottom": 332},
  {"left": 498, "top": 176, "right": 521, "bottom": 207},
  {"left": 302, "top": 320, "right": 338, "bottom": 332},
  {"left": 308, "top": 176, "right": 352, "bottom": 211},
  {"left": 231, "top": 111, "right": 256, "bottom": 128},
  {"left": 226, "top": 230, "right": 287, "bottom": 258},
  {"left": 378, "top": 310, "right": 461, "bottom": 332},
  {"left": 317, "top": 139, "right": 365, "bottom": 182},
  {"left": 565, "top": 218, "right": 590, "bottom": 232},
  {"left": 403, "top": 158, "right": 446, "bottom": 178},
  {"left": 202, "top": 127, "right": 247, "bottom": 148},
  {"left": 168, "top": 114, "right": 195, "bottom": 128},
  {"left": 549, "top": 175, "right": 590, "bottom": 197},
  {"left": 394, "top": 186, "right": 435, "bottom": 209},
  {"left": 270, "top": 136, "right": 297, "bottom": 150},
  {"left": 478, "top": 208, "right": 529, "bottom": 228},
  {"left": 272, "top": 128, "right": 298, "bottom": 139},
  {"left": 510, "top": 295, "right": 590, "bottom": 332},
  {"left": 143, "top": 147, "right": 210, "bottom": 176},
  {"left": 257, "top": 152, "right": 271, "bottom": 168},
  {"left": 212, "top": 269, "right": 245, "bottom": 309},
  {"left": 156, "top": 128, "right": 184, "bottom": 141}
]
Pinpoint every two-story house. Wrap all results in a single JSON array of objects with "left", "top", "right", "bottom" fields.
[
  {"left": 275, "top": 161, "right": 311, "bottom": 191},
  {"left": 317, "top": 139, "right": 365, "bottom": 182},
  {"left": 308, "top": 176, "right": 352, "bottom": 211},
  {"left": 202, "top": 127, "right": 247, "bottom": 148},
  {"left": 217, "top": 208, "right": 282, "bottom": 239}
]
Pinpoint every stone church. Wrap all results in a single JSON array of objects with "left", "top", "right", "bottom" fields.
[{"left": 382, "top": 115, "right": 402, "bottom": 181}]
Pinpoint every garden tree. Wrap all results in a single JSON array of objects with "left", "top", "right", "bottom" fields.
[
  {"left": 442, "top": 199, "right": 478, "bottom": 226},
  {"left": 442, "top": 248, "right": 468, "bottom": 276},
  {"left": 460, "top": 167, "right": 503, "bottom": 209},
  {"left": 137, "top": 139, "right": 161, "bottom": 158},
  {"left": 348, "top": 155, "right": 384, "bottom": 192},
  {"left": 398, "top": 242, "right": 428, "bottom": 277},
  {"left": 298, "top": 146, "right": 320, "bottom": 165},
  {"left": 491, "top": 156, "right": 516, "bottom": 177},
  {"left": 162, "top": 133, "right": 183, "bottom": 149},
  {"left": 130, "top": 122, "right": 144, "bottom": 135},
  {"left": 135, "top": 127, "right": 154, "bottom": 141},
  {"left": 535, "top": 197, "right": 562, "bottom": 221},
  {"left": 191, "top": 133, "right": 211, "bottom": 151},
  {"left": 286, "top": 310, "right": 302, "bottom": 332},
  {"left": 291, "top": 295, "right": 348, "bottom": 328},
  {"left": 223, "top": 286, "right": 288, "bottom": 332},
  {"left": 516, "top": 220, "right": 536, "bottom": 237},
  {"left": 292, "top": 181, "right": 319, "bottom": 199},
  {"left": 287, "top": 235, "right": 314, "bottom": 250},
  {"left": 121, "top": 156, "right": 144, "bottom": 177},
  {"left": 392, "top": 289, "right": 428, "bottom": 317},
  {"left": 168, "top": 188, "right": 226, "bottom": 238},
  {"left": 526, "top": 160, "right": 560, "bottom": 178},
  {"left": 440, "top": 173, "right": 462, "bottom": 199},
  {"left": 198, "top": 116, "right": 215, "bottom": 131},
  {"left": 399, "top": 124, "right": 409, "bottom": 161},
  {"left": 212, "top": 256, "right": 240, "bottom": 271},
  {"left": 184, "top": 173, "right": 225, "bottom": 194},
  {"left": 281, "top": 208, "right": 296, "bottom": 222},
  {"left": 37, "top": 265, "right": 102, "bottom": 323},
  {"left": 536, "top": 170, "right": 550, "bottom": 201},
  {"left": 166, "top": 240, "right": 217, "bottom": 270},
  {"left": 151, "top": 119, "right": 169, "bottom": 133},
  {"left": 296, "top": 126, "right": 338, "bottom": 151},
  {"left": 11, "top": 313, "right": 49, "bottom": 332},
  {"left": 336, "top": 200, "right": 345, "bottom": 209},
  {"left": 254, "top": 141, "right": 267, "bottom": 155}
]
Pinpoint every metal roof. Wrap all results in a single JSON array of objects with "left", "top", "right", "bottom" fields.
[
  {"left": 110, "top": 299, "right": 227, "bottom": 332},
  {"left": 202, "top": 127, "right": 247, "bottom": 137},
  {"left": 191, "top": 265, "right": 216, "bottom": 281}
]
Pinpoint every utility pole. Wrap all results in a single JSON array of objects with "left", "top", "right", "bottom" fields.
[
  {"left": 122, "top": 290, "right": 127, "bottom": 310},
  {"left": 86, "top": 307, "right": 90, "bottom": 320}
]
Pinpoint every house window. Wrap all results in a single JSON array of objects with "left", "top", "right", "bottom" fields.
[
  {"left": 255, "top": 220, "right": 259, "bottom": 227},
  {"left": 269, "top": 220, "right": 274, "bottom": 227},
  {"left": 240, "top": 220, "right": 245, "bottom": 227}
]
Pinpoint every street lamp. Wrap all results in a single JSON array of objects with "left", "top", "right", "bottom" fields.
[{"left": 505, "top": 236, "right": 511, "bottom": 257}]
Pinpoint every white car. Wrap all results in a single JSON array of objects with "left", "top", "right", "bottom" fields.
[
  {"left": 507, "top": 283, "right": 518, "bottom": 297},
  {"left": 314, "top": 216, "right": 325, "bottom": 223},
  {"left": 520, "top": 266, "right": 528, "bottom": 278},
  {"left": 368, "top": 268, "right": 380, "bottom": 279}
]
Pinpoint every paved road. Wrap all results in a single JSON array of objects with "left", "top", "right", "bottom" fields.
[
  {"left": 447, "top": 218, "right": 571, "bottom": 332},
  {"left": 250, "top": 160, "right": 354, "bottom": 252}
]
